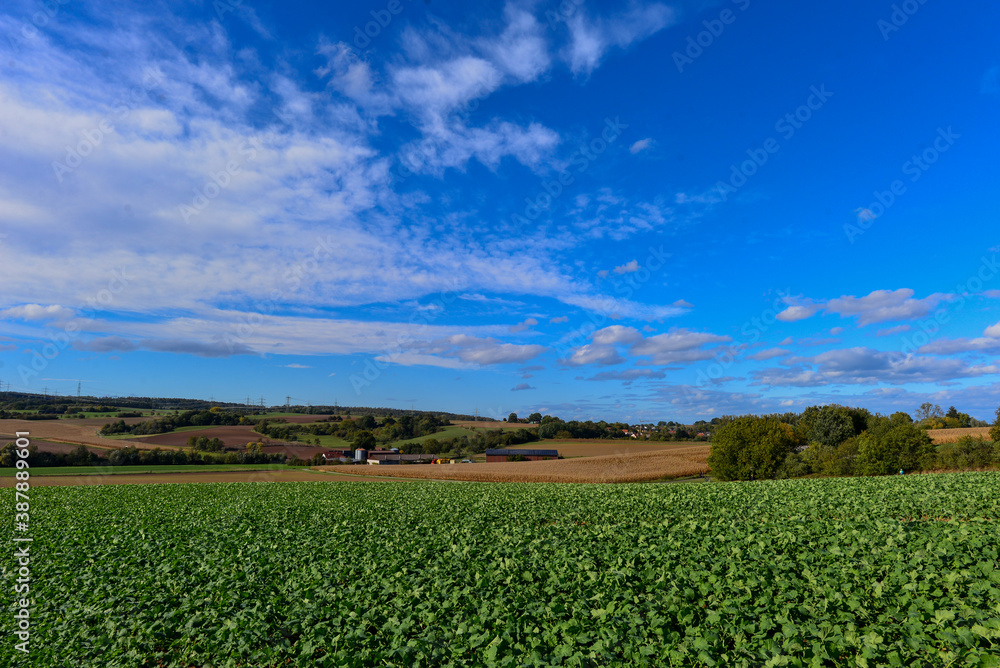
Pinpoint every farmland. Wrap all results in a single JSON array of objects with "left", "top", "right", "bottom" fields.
[
  {"left": 320, "top": 446, "right": 711, "bottom": 483},
  {"left": 927, "top": 426, "right": 993, "bottom": 443},
  {"left": 3, "top": 473, "right": 999, "bottom": 666}
]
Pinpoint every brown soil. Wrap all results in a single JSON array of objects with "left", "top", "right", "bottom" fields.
[
  {"left": 141, "top": 425, "right": 279, "bottom": 448},
  {"left": 317, "top": 446, "right": 711, "bottom": 483},
  {"left": 0, "top": 469, "right": 394, "bottom": 487},
  {"left": 0, "top": 419, "right": 144, "bottom": 448}
]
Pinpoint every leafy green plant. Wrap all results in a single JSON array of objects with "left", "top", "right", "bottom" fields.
[{"left": 3, "top": 473, "right": 1000, "bottom": 666}]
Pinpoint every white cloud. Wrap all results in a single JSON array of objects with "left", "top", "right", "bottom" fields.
[
  {"left": 776, "top": 289, "right": 950, "bottom": 326},
  {"left": 612, "top": 259, "right": 640, "bottom": 274},
  {"left": 281, "top": 364, "right": 312, "bottom": 369},
  {"left": 776, "top": 303, "right": 821, "bottom": 322},
  {"left": 752, "top": 346, "right": 1000, "bottom": 387},
  {"left": 591, "top": 325, "right": 642, "bottom": 345},
  {"left": 0, "top": 304, "right": 76, "bottom": 321},
  {"left": 825, "top": 289, "right": 948, "bottom": 326},
  {"left": 563, "top": 4, "right": 677, "bottom": 76},
  {"left": 629, "top": 138, "right": 653, "bottom": 154},
  {"left": 509, "top": 317, "right": 539, "bottom": 333},
  {"left": 562, "top": 344, "right": 625, "bottom": 366}
]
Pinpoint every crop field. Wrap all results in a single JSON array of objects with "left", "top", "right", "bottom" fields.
[
  {"left": 927, "top": 427, "right": 992, "bottom": 443},
  {"left": 0, "top": 419, "right": 134, "bottom": 449},
  {"left": 3, "top": 473, "right": 999, "bottom": 666},
  {"left": 517, "top": 439, "right": 706, "bottom": 458},
  {"left": 0, "top": 463, "right": 292, "bottom": 478},
  {"left": 320, "top": 447, "right": 711, "bottom": 483}
]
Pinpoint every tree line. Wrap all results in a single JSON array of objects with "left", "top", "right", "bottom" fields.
[{"left": 708, "top": 404, "right": 1000, "bottom": 481}]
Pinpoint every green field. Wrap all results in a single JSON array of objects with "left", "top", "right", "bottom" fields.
[
  {"left": 394, "top": 424, "right": 476, "bottom": 445},
  {"left": 0, "top": 464, "right": 292, "bottom": 477},
  {"left": 4, "top": 473, "right": 1000, "bottom": 666}
]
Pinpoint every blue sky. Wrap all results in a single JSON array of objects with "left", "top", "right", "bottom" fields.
[{"left": 1, "top": 0, "right": 999, "bottom": 422}]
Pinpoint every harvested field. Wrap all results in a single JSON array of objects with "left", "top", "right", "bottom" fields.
[
  {"left": 514, "top": 439, "right": 703, "bottom": 457},
  {"left": 0, "top": 469, "right": 392, "bottom": 487},
  {"left": 317, "top": 446, "right": 710, "bottom": 483},
  {"left": 142, "top": 425, "right": 277, "bottom": 448},
  {"left": 928, "top": 427, "right": 992, "bottom": 443},
  {"left": 0, "top": 438, "right": 108, "bottom": 456},
  {"left": 0, "top": 419, "right": 146, "bottom": 449}
]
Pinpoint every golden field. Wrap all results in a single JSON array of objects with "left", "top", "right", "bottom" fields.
[
  {"left": 316, "top": 445, "right": 711, "bottom": 483},
  {"left": 927, "top": 427, "right": 992, "bottom": 443}
]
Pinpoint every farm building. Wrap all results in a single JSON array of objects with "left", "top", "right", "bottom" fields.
[
  {"left": 320, "top": 450, "right": 353, "bottom": 463},
  {"left": 485, "top": 449, "right": 559, "bottom": 462},
  {"left": 367, "top": 453, "right": 437, "bottom": 464}
]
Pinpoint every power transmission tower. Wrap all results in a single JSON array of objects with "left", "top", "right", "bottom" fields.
[
  {"left": 77, "top": 381, "right": 81, "bottom": 398},
  {"left": 286, "top": 395, "right": 290, "bottom": 409}
]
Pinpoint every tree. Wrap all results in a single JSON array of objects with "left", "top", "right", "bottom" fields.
[
  {"left": 352, "top": 431, "right": 376, "bottom": 450},
  {"left": 707, "top": 416, "right": 802, "bottom": 481},
  {"left": 915, "top": 402, "right": 944, "bottom": 422},
  {"left": 991, "top": 405, "right": 1000, "bottom": 444},
  {"left": 508, "top": 412, "right": 518, "bottom": 424},
  {"left": 527, "top": 412, "right": 542, "bottom": 424},
  {"left": 798, "top": 405, "right": 856, "bottom": 447},
  {"left": 855, "top": 418, "right": 935, "bottom": 475}
]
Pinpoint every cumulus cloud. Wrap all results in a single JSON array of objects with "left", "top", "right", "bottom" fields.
[
  {"left": 406, "top": 334, "right": 546, "bottom": 366},
  {"left": 591, "top": 325, "right": 642, "bottom": 345},
  {"left": 509, "top": 317, "right": 539, "bottom": 333},
  {"left": 511, "top": 382, "right": 536, "bottom": 391},
  {"left": 562, "top": 343, "right": 625, "bottom": 366},
  {"left": 752, "top": 346, "right": 1000, "bottom": 387},
  {"left": 549, "top": 316, "right": 570, "bottom": 324},
  {"left": 613, "top": 259, "right": 640, "bottom": 274},
  {"left": 564, "top": 326, "right": 730, "bottom": 369},
  {"left": 917, "top": 321, "right": 1000, "bottom": 355},
  {"left": 776, "top": 289, "right": 950, "bottom": 326}
]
